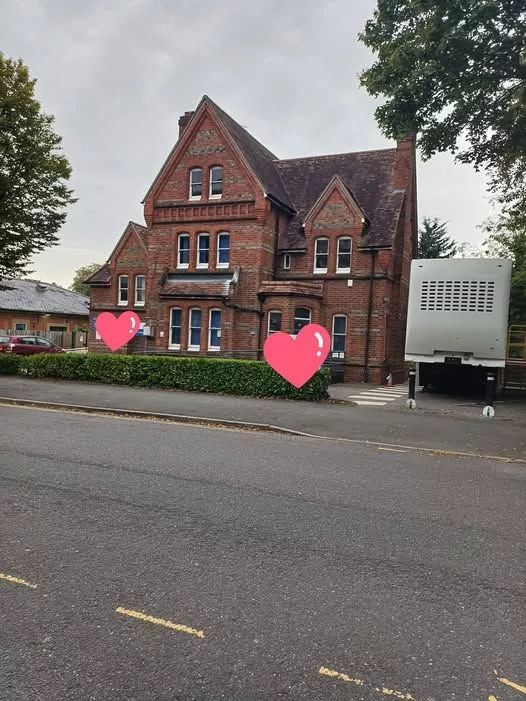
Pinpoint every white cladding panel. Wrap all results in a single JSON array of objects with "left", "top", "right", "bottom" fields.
[{"left": 405, "top": 258, "right": 512, "bottom": 364}]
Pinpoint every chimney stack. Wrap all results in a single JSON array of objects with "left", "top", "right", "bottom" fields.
[{"left": 178, "top": 111, "right": 195, "bottom": 138}]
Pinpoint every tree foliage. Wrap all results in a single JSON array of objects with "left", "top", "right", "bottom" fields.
[
  {"left": 70, "top": 263, "right": 102, "bottom": 297},
  {"left": 359, "top": 0, "right": 526, "bottom": 216},
  {"left": 0, "top": 52, "right": 76, "bottom": 278},
  {"left": 418, "top": 217, "right": 458, "bottom": 258}
]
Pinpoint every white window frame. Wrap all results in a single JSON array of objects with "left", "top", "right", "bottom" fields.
[
  {"left": 267, "top": 310, "right": 282, "bottom": 336},
  {"left": 208, "top": 308, "right": 222, "bottom": 351},
  {"left": 331, "top": 314, "right": 347, "bottom": 357},
  {"left": 169, "top": 307, "right": 182, "bottom": 350},
  {"left": 134, "top": 274, "right": 146, "bottom": 306},
  {"left": 189, "top": 168, "right": 202, "bottom": 200},
  {"left": 177, "top": 233, "right": 190, "bottom": 269},
  {"left": 188, "top": 308, "right": 201, "bottom": 351},
  {"left": 336, "top": 237, "right": 352, "bottom": 274},
  {"left": 293, "top": 307, "right": 312, "bottom": 336},
  {"left": 118, "top": 275, "right": 129, "bottom": 306},
  {"left": 283, "top": 254, "right": 291, "bottom": 270},
  {"left": 313, "top": 238, "right": 329, "bottom": 273},
  {"left": 209, "top": 166, "right": 223, "bottom": 199},
  {"left": 197, "top": 233, "right": 210, "bottom": 269},
  {"left": 216, "top": 232, "right": 230, "bottom": 268}
]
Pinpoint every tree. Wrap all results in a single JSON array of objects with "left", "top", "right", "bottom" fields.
[
  {"left": 0, "top": 53, "right": 76, "bottom": 278},
  {"left": 418, "top": 217, "right": 458, "bottom": 258},
  {"left": 70, "top": 263, "right": 102, "bottom": 297},
  {"left": 481, "top": 214, "right": 526, "bottom": 323},
  {"left": 359, "top": 1, "right": 526, "bottom": 217}
]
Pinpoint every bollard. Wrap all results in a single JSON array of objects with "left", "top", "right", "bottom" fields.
[
  {"left": 408, "top": 369, "right": 416, "bottom": 401},
  {"left": 483, "top": 372, "right": 495, "bottom": 417}
]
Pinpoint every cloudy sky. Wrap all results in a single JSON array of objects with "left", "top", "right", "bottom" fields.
[{"left": 2, "top": 0, "right": 493, "bottom": 288}]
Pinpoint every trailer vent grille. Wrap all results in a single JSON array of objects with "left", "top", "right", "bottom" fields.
[{"left": 420, "top": 280, "right": 495, "bottom": 312}]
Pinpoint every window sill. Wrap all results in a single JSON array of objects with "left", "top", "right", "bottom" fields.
[
  {"left": 134, "top": 303, "right": 145, "bottom": 308},
  {"left": 187, "top": 347, "right": 200, "bottom": 352},
  {"left": 208, "top": 347, "right": 220, "bottom": 352},
  {"left": 117, "top": 302, "right": 128, "bottom": 307},
  {"left": 336, "top": 269, "right": 351, "bottom": 275},
  {"left": 313, "top": 270, "right": 327, "bottom": 275},
  {"left": 216, "top": 263, "right": 229, "bottom": 269},
  {"left": 177, "top": 264, "right": 189, "bottom": 270},
  {"left": 168, "top": 345, "right": 181, "bottom": 351},
  {"left": 196, "top": 264, "right": 209, "bottom": 269},
  {"left": 209, "top": 194, "right": 222, "bottom": 200},
  {"left": 189, "top": 196, "right": 201, "bottom": 202}
]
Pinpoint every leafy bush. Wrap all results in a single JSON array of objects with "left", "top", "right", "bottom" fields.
[
  {"left": 15, "top": 353, "right": 331, "bottom": 401},
  {"left": 0, "top": 353, "right": 22, "bottom": 374}
]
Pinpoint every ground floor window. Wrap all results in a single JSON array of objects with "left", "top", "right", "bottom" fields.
[
  {"left": 332, "top": 315, "right": 347, "bottom": 355},
  {"left": 293, "top": 307, "right": 311, "bottom": 335},
  {"left": 267, "top": 310, "right": 282, "bottom": 336},
  {"left": 170, "top": 308, "right": 182, "bottom": 348},
  {"left": 188, "top": 308, "right": 202, "bottom": 350},
  {"left": 49, "top": 325, "right": 67, "bottom": 332},
  {"left": 208, "top": 309, "right": 222, "bottom": 350},
  {"left": 14, "top": 322, "right": 28, "bottom": 332}
]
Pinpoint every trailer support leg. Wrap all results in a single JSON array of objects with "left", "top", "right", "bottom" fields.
[
  {"left": 406, "top": 368, "right": 417, "bottom": 409},
  {"left": 483, "top": 372, "right": 495, "bottom": 417}
]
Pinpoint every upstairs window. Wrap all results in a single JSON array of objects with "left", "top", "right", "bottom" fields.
[
  {"left": 337, "top": 237, "right": 352, "bottom": 273},
  {"left": 332, "top": 315, "right": 347, "bottom": 355},
  {"left": 217, "top": 232, "right": 230, "bottom": 267},
  {"left": 283, "top": 254, "right": 291, "bottom": 270},
  {"left": 314, "top": 238, "right": 329, "bottom": 273},
  {"left": 209, "top": 166, "right": 223, "bottom": 198},
  {"left": 293, "top": 307, "right": 311, "bottom": 335},
  {"left": 267, "top": 311, "right": 282, "bottom": 336},
  {"left": 197, "top": 233, "right": 210, "bottom": 268},
  {"left": 189, "top": 168, "right": 202, "bottom": 199},
  {"left": 118, "top": 275, "right": 129, "bottom": 305},
  {"left": 135, "top": 275, "right": 146, "bottom": 306},
  {"left": 177, "top": 233, "right": 190, "bottom": 268}
]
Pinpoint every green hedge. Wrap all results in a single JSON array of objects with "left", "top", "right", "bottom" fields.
[
  {"left": 0, "top": 354, "right": 22, "bottom": 374},
  {"left": 1, "top": 353, "right": 331, "bottom": 401}
]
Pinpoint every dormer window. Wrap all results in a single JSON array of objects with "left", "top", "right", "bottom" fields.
[
  {"left": 209, "top": 166, "right": 223, "bottom": 198},
  {"left": 189, "top": 168, "right": 202, "bottom": 199}
]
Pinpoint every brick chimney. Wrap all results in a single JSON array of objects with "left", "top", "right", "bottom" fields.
[
  {"left": 392, "top": 133, "right": 416, "bottom": 190},
  {"left": 178, "top": 111, "right": 195, "bottom": 138}
]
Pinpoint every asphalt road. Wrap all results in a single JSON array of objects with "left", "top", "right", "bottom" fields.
[{"left": 1, "top": 406, "right": 525, "bottom": 701}]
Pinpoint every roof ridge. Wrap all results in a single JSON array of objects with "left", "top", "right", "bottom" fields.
[{"left": 275, "top": 147, "right": 397, "bottom": 163}]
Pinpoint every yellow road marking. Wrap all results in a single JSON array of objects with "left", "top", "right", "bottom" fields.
[
  {"left": 496, "top": 674, "right": 526, "bottom": 695},
  {"left": 319, "top": 667, "right": 364, "bottom": 686},
  {"left": 0, "top": 572, "right": 38, "bottom": 589},
  {"left": 319, "top": 667, "right": 415, "bottom": 699},
  {"left": 115, "top": 606, "right": 204, "bottom": 639}
]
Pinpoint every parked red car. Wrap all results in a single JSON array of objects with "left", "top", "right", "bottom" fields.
[{"left": 0, "top": 335, "right": 65, "bottom": 355}]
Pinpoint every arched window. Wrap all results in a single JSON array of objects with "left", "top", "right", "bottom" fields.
[
  {"left": 332, "top": 315, "right": 347, "bottom": 355},
  {"left": 189, "top": 168, "right": 202, "bottom": 199},
  {"left": 267, "top": 310, "right": 282, "bottom": 336},
  {"left": 209, "top": 166, "right": 223, "bottom": 198},
  {"left": 337, "top": 237, "right": 352, "bottom": 273},
  {"left": 208, "top": 308, "right": 222, "bottom": 350},
  {"left": 216, "top": 232, "right": 230, "bottom": 267},
  {"left": 134, "top": 275, "right": 146, "bottom": 306},
  {"left": 188, "top": 308, "right": 202, "bottom": 350},
  {"left": 314, "top": 238, "right": 329, "bottom": 273},
  {"left": 177, "top": 233, "right": 190, "bottom": 268},
  {"left": 293, "top": 307, "right": 311, "bottom": 335},
  {"left": 169, "top": 308, "right": 182, "bottom": 349}
]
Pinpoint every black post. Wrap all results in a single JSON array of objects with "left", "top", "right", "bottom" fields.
[
  {"left": 485, "top": 372, "right": 495, "bottom": 407},
  {"left": 409, "top": 368, "right": 416, "bottom": 400}
]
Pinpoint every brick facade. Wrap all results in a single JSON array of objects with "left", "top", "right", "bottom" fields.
[{"left": 87, "top": 96, "right": 417, "bottom": 384}]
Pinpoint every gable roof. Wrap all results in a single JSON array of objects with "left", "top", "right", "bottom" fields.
[
  {"left": 275, "top": 150, "right": 405, "bottom": 249},
  {"left": 85, "top": 221, "right": 147, "bottom": 287},
  {"left": 84, "top": 263, "right": 111, "bottom": 285},
  {"left": 0, "top": 279, "right": 90, "bottom": 316},
  {"left": 302, "top": 174, "right": 368, "bottom": 226},
  {"left": 142, "top": 96, "right": 295, "bottom": 211}
]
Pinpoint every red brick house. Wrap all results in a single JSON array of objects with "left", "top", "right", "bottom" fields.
[{"left": 86, "top": 95, "right": 417, "bottom": 384}]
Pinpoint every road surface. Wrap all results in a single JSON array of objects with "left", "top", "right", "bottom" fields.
[{"left": 1, "top": 405, "right": 525, "bottom": 700}]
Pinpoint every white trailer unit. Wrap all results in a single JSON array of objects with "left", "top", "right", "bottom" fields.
[{"left": 405, "top": 258, "right": 512, "bottom": 393}]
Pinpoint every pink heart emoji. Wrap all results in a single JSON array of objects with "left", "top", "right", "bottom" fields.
[
  {"left": 263, "top": 323, "right": 331, "bottom": 388},
  {"left": 95, "top": 311, "right": 141, "bottom": 351}
]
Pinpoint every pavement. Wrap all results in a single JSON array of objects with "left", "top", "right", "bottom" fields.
[
  {"left": 0, "top": 376, "right": 525, "bottom": 460},
  {"left": 1, "top": 405, "right": 525, "bottom": 700}
]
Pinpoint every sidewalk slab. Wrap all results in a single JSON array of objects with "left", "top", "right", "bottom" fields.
[{"left": 0, "top": 377, "right": 524, "bottom": 459}]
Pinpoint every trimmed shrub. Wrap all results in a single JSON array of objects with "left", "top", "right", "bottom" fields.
[
  {"left": 0, "top": 354, "right": 22, "bottom": 374},
  {"left": 19, "top": 353, "right": 331, "bottom": 401}
]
